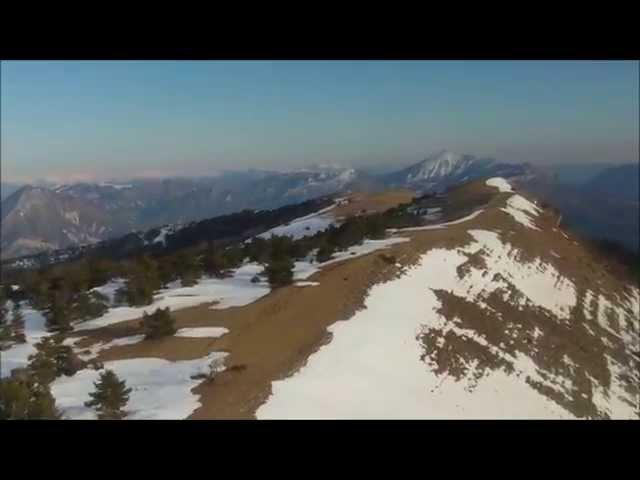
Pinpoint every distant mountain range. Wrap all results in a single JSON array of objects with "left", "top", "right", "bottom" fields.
[{"left": 5, "top": 150, "right": 635, "bottom": 260}]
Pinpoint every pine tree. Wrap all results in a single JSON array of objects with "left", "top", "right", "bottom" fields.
[
  {"left": 222, "top": 246, "right": 245, "bottom": 270},
  {"left": 27, "top": 337, "right": 59, "bottom": 385},
  {"left": 175, "top": 250, "right": 202, "bottom": 287},
  {"left": 116, "top": 255, "right": 162, "bottom": 307},
  {"left": 141, "top": 307, "right": 176, "bottom": 339},
  {"left": 45, "top": 292, "right": 73, "bottom": 333},
  {"left": 316, "top": 244, "right": 336, "bottom": 263},
  {"left": 84, "top": 369, "right": 131, "bottom": 420},
  {"left": 0, "top": 376, "right": 61, "bottom": 420},
  {"left": 264, "top": 257, "right": 294, "bottom": 288},
  {"left": 28, "top": 335, "right": 81, "bottom": 384},
  {"left": 73, "top": 291, "right": 109, "bottom": 322},
  {"left": 0, "top": 290, "right": 8, "bottom": 325},
  {"left": 203, "top": 243, "right": 233, "bottom": 278},
  {"left": 0, "top": 292, "right": 10, "bottom": 348},
  {"left": 11, "top": 302, "right": 26, "bottom": 343}
]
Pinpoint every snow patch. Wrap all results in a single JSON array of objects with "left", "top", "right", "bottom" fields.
[
  {"left": 501, "top": 194, "right": 541, "bottom": 230},
  {"left": 69, "top": 335, "right": 146, "bottom": 361},
  {"left": 90, "top": 278, "right": 125, "bottom": 305},
  {"left": 257, "top": 231, "right": 575, "bottom": 419},
  {"left": 256, "top": 203, "right": 337, "bottom": 241},
  {"left": 1, "top": 303, "right": 51, "bottom": 378},
  {"left": 485, "top": 177, "right": 513, "bottom": 193},
  {"left": 51, "top": 352, "right": 226, "bottom": 419},
  {"left": 175, "top": 327, "right": 229, "bottom": 338},
  {"left": 64, "top": 210, "right": 80, "bottom": 225},
  {"left": 75, "top": 263, "right": 271, "bottom": 331}
]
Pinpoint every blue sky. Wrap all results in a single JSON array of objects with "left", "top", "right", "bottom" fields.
[{"left": 1, "top": 61, "right": 638, "bottom": 182}]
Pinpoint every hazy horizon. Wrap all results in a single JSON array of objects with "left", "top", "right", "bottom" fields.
[{"left": 2, "top": 61, "right": 638, "bottom": 183}]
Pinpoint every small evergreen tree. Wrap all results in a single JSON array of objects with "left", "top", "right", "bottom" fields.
[
  {"left": 244, "top": 237, "right": 270, "bottom": 264},
  {"left": 264, "top": 257, "right": 294, "bottom": 288},
  {"left": 316, "top": 244, "right": 335, "bottom": 263},
  {"left": 175, "top": 250, "right": 202, "bottom": 287},
  {"left": 221, "top": 246, "right": 245, "bottom": 270},
  {"left": 11, "top": 302, "right": 26, "bottom": 343},
  {"left": 27, "top": 338, "right": 58, "bottom": 385},
  {"left": 141, "top": 307, "right": 176, "bottom": 339},
  {"left": 84, "top": 369, "right": 131, "bottom": 420},
  {"left": 0, "top": 376, "right": 61, "bottom": 420},
  {"left": 202, "top": 245, "right": 230, "bottom": 278},
  {"left": 28, "top": 335, "right": 81, "bottom": 384},
  {"left": 73, "top": 291, "right": 109, "bottom": 322},
  {"left": 205, "top": 357, "right": 225, "bottom": 382},
  {"left": 116, "top": 256, "right": 162, "bottom": 307},
  {"left": 0, "top": 290, "right": 8, "bottom": 326},
  {"left": 0, "top": 292, "right": 12, "bottom": 348},
  {"left": 45, "top": 293, "right": 73, "bottom": 333}
]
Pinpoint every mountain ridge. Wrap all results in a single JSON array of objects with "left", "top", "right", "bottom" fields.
[
  {"left": 2, "top": 177, "right": 637, "bottom": 419},
  {"left": 0, "top": 152, "right": 542, "bottom": 259}
]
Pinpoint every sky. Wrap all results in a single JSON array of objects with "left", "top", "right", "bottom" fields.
[{"left": 1, "top": 60, "right": 638, "bottom": 183}]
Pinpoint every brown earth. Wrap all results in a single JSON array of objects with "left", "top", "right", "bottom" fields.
[{"left": 332, "top": 189, "right": 416, "bottom": 218}]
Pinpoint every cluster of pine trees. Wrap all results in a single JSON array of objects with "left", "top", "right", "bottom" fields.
[
  {"left": 0, "top": 376, "right": 60, "bottom": 419},
  {"left": 1, "top": 328, "right": 134, "bottom": 420},
  {"left": 0, "top": 196, "right": 430, "bottom": 420},
  {"left": 3, "top": 197, "right": 425, "bottom": 335},
  {"left": 0, "top": 333, "right": 83, "bottom": 419}
]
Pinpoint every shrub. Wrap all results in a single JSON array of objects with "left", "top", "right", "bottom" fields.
[
  {"left": 222, "top": 246, "right": 245, "bottom": 270},
  {"left": 179, "top": 269, "right": 200, "bottom": 287},
  {"left": 0, "top": 377, "right": 61, "bottom": 420},
  {"left": 264, "top": 258, "right": 294, "bottom": 288},
  {"left": 11, "top": 302, "right": 26, "bottom": 343},
  {"left": 205, "top": 357, "right": 226, "bottom": 382},
  {"left": 316, "top": 244, "right": 335, "bottom": 263},
  {"left": 244, "top": 237, "right": 271, "bottom": 264},
  {"left": 0, "top": 296, "right": 11, "bottom": 348},
  {"left": 174, "top": 250, "right": 203, "bottom": 287},
  {"left": 115, "top": 276, "right": 156, "bottom": 307},
  {"left": 141, "top": 307, "right": 176, "bottom": 339},
  {"left": 116, "top": 256, "right": 162, "bottom": 307},
  {"left": 84, "top": 369, "right": 132, "bottom": 420},
  {"left": 28, "top": 335, "right": 82, "bottom": 384},
  {"left": 202, "top": 245, "right": 233, "bottom": 278},
  {"left": 73, "top": 291, "right": 109, "bottom": 322}
]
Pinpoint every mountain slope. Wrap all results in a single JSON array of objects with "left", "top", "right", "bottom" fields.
[
  {"left": 8, "top": 179, "right": 635, "bottom": 419},
  {"left": 521, "top": 168, "right": 640, "bottom": 253},
  {"left": 252, "top": 179, "right": 638, "bottom": 419},
  {"left": 0, "top": 186, "right": 123, "bottom": 259},
  {"left": 585, "top": 163, "right": 639, "bottom": 202}
]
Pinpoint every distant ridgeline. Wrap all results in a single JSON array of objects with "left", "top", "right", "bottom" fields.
[{"left": 1, "top": 196, "right": 336, "bottom": 272}]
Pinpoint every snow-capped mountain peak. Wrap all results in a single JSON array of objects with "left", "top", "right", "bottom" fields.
[
  {"left": 383, "top": 150, "right": 529, "bottom": 192},
  {"left": 407, "top": 150, "right": 475, "bottom": 182}
]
